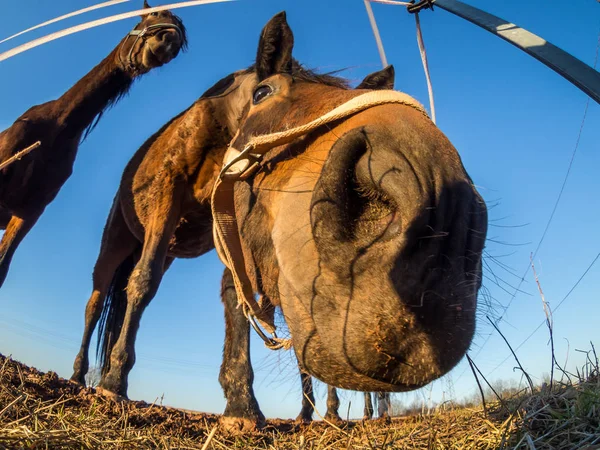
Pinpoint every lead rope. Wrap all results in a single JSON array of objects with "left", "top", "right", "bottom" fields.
[
  {"left": 364, "top": 0, "right": 436, "bottom": 124},
  {"left": 211, "top": 90, "right": 428, "bottom": 350}
]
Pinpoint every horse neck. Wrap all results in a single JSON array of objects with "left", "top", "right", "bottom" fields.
[{"left": 55, "top": 45, "right": 134, "bottom": 135}]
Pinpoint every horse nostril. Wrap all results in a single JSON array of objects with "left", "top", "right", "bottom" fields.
[{"left": 156, "top": 30, "right": 179, "bottom": 45}]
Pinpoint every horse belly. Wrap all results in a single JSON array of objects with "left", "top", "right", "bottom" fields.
[{"left": 167, "top": 212, "right": 214, "bottom": 258}]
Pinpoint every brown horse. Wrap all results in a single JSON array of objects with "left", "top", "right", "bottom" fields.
[
  {"left": 70, "top": 11, "right": 395, "bottom": 420},
  {"left": 221, "top": 12, "right": 488, "bottom": 396},
  {"left": 0, "top": 1, "right": 186, "bottom": 287}
]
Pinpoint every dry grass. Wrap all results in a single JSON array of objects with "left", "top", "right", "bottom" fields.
[
  {"left": 0, "top": 353, "right": 598, "bottom": 449},
  {"left": 495, "top": 375, "right": 600, "bottom": 449}
]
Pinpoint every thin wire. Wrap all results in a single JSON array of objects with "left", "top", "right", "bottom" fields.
[
  {"left": 0, "top": 0, "right": 130, "bottom": 45},
  {"left": 499, "top": 63, "right": 597, "bottom": 320},
  {"left": 0, "top": 314, "right": 216, "bottom": 370},
  {"left": 485, "top": 250, "right": 600, "bottom": 377},
  {"left": 455, "top": 27, "right": 600, "bottom": 385},
  {"left": 0, "top": 0, "right": 233, "bottom": 63}
]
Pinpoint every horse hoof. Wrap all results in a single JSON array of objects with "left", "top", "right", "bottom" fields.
[
  {"left": 69, "top": 375, "right": 85, "bottom": 386},
  {"left": 324, "top": 413, "right": 343, "bottom": 425},
  {"left": 95, "top": 386, "right": 127, "bottom": 402},
  {"left": 295, "top": 414, "right": 313, "bottom": 424},
  {"left": 219, "top": 416, "right": 264, "bottom": 433}
]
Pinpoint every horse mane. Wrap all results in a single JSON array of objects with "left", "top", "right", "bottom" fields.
[
  {"left": 233, "top": 59, "right": 349, "bottom": 91},
  {"left": 169, "top": 13, "right": 189, "bottom": 51},
  {"left": 289, "top": 59, "right": 350, "bottom": 89},
  {"left": 81, "top": 47, "right": 135, "bottom": 142}
]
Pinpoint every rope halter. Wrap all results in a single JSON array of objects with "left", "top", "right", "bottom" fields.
[
  {"left": 120, "top": 22, "right": 184, "bottom": 71},
  {"left": 211, "top": 89, "right": 429, "bottom": 350}
]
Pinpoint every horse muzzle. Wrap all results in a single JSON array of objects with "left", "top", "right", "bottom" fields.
[{"left": 287, "top": 123, "right": 487, "bottom": 391}]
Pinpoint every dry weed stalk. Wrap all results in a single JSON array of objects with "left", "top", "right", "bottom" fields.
[
  {"left": 531, "top": 255, "right": 557, "bottom": 390},
  {"left": 487, "top": 315, "right": 536, "bottom": 394}
]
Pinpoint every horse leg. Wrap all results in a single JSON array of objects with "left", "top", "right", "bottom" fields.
[
  {"left": 219, "top": 267, "right": 265, "bottom": 431},
  {"left": 295, "top": 367, "right": 315, "bottom": 423},
  {"left": 71, "top": 201, "right": 138, "bottom": 385},
  {"left": 325, "top": 385, "right": 342, "bottom": 422},
  {"left": 0, "top": 211, "right": 41, "bottom": 288},
  {"left": 98, "top": 194, "right": 182, "bottom": 397},
  {"left": 363, "top": 392, "right": 374, "bottom": 420},
  {"left": 377, "top": 392, "right": 390, "bottom": 420}
]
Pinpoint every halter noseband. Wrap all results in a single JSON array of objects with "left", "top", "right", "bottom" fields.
[{"left": 120, "top": 22, "right": 183, "bottom": 71}]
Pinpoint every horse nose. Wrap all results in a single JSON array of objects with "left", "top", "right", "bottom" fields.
[
  {"left": 157, "top": 29, "right": 181, "bottom": 48},
  {"left": 305, "top": 124, "right": 486, "bottom": 390}
]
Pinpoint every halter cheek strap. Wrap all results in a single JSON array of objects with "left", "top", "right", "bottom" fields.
[
  {"left": 211, "top": 90, "right": 429, "bottom": 350},
  {"left": 120, "top": 22, "right": 183, "bottom": 71}
]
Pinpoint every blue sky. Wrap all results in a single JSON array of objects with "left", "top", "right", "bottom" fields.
[{"left": 0, "top": 0, "right": 598, "bottom": 419}]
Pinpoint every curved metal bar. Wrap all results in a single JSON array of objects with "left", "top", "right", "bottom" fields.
[
  {"left": 0, "top": 0, "right": 130, "bottom": 45},
  {"left": 434, "top": 0, "right": 600, "bottom": 104},
  {"left": 0, "top": 0, "right": 232, "bottom": 63}
]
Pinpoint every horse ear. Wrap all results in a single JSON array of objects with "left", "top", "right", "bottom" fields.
[
  {"left": 255, "top": 11, "right": 294, "bottom": 81},
  {"left": 143, "top": 0, "right": 151, "bottom": 9},
  {"left": 356, "top": 65, "right": 395, "bottom": 90}
]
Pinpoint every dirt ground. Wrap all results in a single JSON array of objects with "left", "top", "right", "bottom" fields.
[{"left": 1, "top": 353, "right": 598, "bottom": 449}]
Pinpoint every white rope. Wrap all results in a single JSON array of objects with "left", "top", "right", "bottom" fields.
[
  {"left": 240, "top": 90, "right": 427, "bottom": 155},
  {"left": 0, "top": 0, "right": 233, "bottom": 63},
  {"left": 363, "top": 0, "right": 388, "bottom": 67},
  {"left": 0, "top": 0, "right": 130, "bottom": 45},
  {"left": 414, "top": 13, "right": 436, "bottom": 123},
  {"left": 363, "top": 0, "right": 436, "bottom": 124}
]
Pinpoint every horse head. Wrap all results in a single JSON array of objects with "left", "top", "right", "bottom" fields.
[
  {"left": 223, "top": 12, "right": 488, "bottom": 392},
  {"left": 116, "top": 1, "right": 188, "bottom": 73}
]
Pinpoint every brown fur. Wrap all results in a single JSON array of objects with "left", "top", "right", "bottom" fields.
[
  {"left": 0, "top": 2, "right": 186, "bottom": 287},
  {"left": 71, "top": 12, "right": 397, "bottom": 428}
]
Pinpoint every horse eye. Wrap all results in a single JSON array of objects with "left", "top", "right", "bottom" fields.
[
  {"left": 252, "top": 85, "right": 273, "bottom": 105},
  {"left": 150, "top": 12, "right": 158, "bottom": 16}
]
